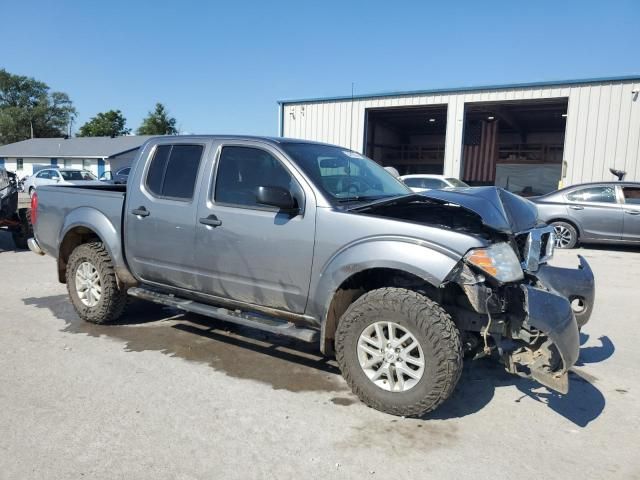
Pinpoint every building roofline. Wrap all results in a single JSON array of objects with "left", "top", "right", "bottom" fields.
[{"left": 277, "top": 74, "right": 640, "bottom": 105}]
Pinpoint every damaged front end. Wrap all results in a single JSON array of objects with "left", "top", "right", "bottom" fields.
[
  {"left": 448, "top": 228, "right": 594, "bottom": 394},
  {"left": 354, "top": 186, "right": 595, "bottom": 393}
]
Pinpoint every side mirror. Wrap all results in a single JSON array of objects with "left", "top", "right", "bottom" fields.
[
  {"left": 256, "top": 186, "right": 298, "bottom": 213},
  {"left": 54, "top": 177, "right": 61, "bottom": 182}
]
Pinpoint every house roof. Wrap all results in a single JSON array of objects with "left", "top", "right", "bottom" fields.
[
  {"left": 278, "top": 74, "right": 640, "bottom": 105},
  {"left": 0, "top": 136, "right": 157, "bottom": 159}
]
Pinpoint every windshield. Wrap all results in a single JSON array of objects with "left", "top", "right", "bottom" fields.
[
  {"left": 60, "top": 170, "right": 97, "bottom": 181},
  {"left": 281, "top": 143, "right": 411, "bottom": 203},
  {"left": 446, "top": 178, "right": 469, "bottom": 187}
]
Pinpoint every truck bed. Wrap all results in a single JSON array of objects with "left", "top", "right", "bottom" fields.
[{"left": 34, "top": 184, "right": 126, "bottom": 259}]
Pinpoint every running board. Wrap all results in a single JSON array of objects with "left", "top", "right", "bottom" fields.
[{"left": 127, "top": 287, "right": 319, "bottom": 343}]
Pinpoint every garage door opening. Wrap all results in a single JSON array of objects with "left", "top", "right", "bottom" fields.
[
  {"left": 462, "top": 99, "right": 568, "bottom": 195},
  {"left": 365, "top": 105, "right": 447, "bottom": 175}
]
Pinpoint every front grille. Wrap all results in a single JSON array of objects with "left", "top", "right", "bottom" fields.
[{"left": 516, "top": 226, "right": 555, "bottom": 272}]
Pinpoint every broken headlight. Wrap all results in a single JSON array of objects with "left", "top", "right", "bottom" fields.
[{"left": 464, "top": 242, "right": 524, "bottom": 283}]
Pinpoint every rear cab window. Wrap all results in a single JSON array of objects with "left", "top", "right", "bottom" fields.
[{"left": 146, "top": 144, "right": 204, "bottom": 201}]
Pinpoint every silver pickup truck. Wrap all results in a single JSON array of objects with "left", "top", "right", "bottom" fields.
[{"left": 29, "top": 136, "right": 595, "bottom": 417}]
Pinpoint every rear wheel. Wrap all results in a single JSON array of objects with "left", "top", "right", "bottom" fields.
[
  {"left": 335, "top": 287, "right": 462, "bottom": 417},
  {"left": 551, "top": 221, "right": 578, "bottom": 249},
  {"left": 66, "top": 242, "right": 127, "bottom": 324}
]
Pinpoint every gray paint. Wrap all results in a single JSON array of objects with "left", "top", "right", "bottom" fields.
[
  {"left": 534, "top": 182, "right": 640, "bottom": 244},
  {"left": 31, "top": 135, "right": 595, "bottom": 390},
  {"left": 33, "top": 136, "right": 485, "bottom": 327}
]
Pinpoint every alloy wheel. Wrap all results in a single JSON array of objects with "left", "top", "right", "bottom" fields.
[
  {"left": 357, "top": 321, "right": 425, "bottom": 392},
  {"left": 75, "top": 261, "right": 102, "bottom": 307}
]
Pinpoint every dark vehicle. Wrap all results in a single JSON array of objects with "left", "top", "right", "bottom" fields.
[
  {"left": 0, "top": 168, "right": 32, "bottom": 248},
  {"left": 28, "top": 136, "right": 594, "bottom": 417},
  {"left": 100, "top": 167, "right": 131, "bottom": 184},
  {"left": 534, "top": 181, "right": 640, "bottom": 248}
]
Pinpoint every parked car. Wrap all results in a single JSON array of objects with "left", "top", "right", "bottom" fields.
[
  {"left": 28, "top": 136, "right": 594, "bottom": 417},
  {"left": 100, "top": 167, "right": 131, "bottom": 184},
  {"left": 534, "top": 181, "right": 640, "bottom": 248},
  {"left": 0, "top": 168, "right": 32, "bottom": 248},
  {"left": 400, "top": 174, "right": 469, "bottom": 192},
  {"left": 23, "top": 168, "right": 101, "bottom": 196}
]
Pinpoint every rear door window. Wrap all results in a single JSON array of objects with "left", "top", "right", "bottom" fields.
[
  {"left": 622, "top": 187, "right": 640, "bottom": 205},
  {"left": 566, "top": 186, "right": 617, "bottom": 203},
  {"left": 146, "top": 144, "right": 203, "bottom": 200}
]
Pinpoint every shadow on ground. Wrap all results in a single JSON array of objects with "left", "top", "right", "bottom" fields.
[{"left": 23, "top": 294, "right": 611, "bottom": 426}]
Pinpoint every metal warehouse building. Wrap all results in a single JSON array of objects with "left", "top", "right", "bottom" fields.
[{"left": 278, "top": 75, "right": 640, "bottom": 195}]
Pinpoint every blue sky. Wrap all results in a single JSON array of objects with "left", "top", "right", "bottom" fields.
[{"left": 2, "top": 0, "right": 638, "bottom": 136}]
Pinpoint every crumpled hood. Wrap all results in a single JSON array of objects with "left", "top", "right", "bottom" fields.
[
  {"left": 353, "top": 187, "right": 539, "bottom": 235},
  {"left": 420, "top": 187, "right": 539, "bottom": 234}
]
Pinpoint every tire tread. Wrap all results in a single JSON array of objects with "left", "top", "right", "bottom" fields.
[{"left": 335, "top": 287, "right": 462, "bottom": 417}]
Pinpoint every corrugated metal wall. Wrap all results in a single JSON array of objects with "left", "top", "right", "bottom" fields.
[{"left": 281, "top": 79, "right": 640, "bottom": 184}]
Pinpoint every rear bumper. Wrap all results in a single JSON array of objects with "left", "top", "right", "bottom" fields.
[{"left": 28, "top": 237, "right": 45, "bottom": 256}]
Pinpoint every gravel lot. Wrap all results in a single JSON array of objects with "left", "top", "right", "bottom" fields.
[{"left": 1, "top": 231, "right": 639, "bottom": 479}]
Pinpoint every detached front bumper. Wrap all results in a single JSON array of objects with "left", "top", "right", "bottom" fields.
[
  {"left": 505, "top": 256, "right": 595, "bottom": 393},
  {"left": 535, "top": 255, "right": 595, "bottom": 328}
]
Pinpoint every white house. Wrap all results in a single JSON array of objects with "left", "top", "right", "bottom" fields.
[{"left": 0, "top": 136, "right": 155, "bottom": 177}]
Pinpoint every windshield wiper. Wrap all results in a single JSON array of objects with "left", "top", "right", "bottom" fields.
[{"left": 336, "top": 194, "right": 405, "bottom": 204}]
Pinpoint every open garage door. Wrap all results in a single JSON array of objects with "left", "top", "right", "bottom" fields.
[
  {"left": 462, "top": 99, "right": 568, "bottom": 196},
  {"left": 364, "top": 105, "right": 447, "bottom": 175}
]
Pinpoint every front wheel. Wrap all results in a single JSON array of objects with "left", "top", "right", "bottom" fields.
[
  {"left": 335, "top": 287, "right": 462, "bottom": 417},
  {"left": 66, "top": 242, "right": 127, "bottom": 324}
]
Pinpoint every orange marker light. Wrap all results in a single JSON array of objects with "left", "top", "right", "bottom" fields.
[{"left": 465, "top": 249, "right": 498, "bottom": 277}]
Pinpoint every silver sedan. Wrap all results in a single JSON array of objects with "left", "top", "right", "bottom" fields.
[{"left": 533, "top": 182, "right": 640, "bottom": 248}]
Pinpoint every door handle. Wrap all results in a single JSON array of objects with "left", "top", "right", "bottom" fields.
[
  {"left": 199, "top": 214, "right": 222, "bottom": 227},
  {"left": 131, "top": 206, "right": 150, "bottom": 217},
  {"left": 569, "top": 205, "right": 584, "bottom": 210},
  {"left": 625, "top": 209, "right": 640, "bottom": 215}
]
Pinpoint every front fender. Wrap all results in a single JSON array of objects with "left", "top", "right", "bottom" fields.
[{"left": 309, "top": 236, "right": 461, "bottom": 329}]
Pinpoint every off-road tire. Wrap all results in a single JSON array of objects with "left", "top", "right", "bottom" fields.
[
  {"left": 11, "top": 208, "right": 33, "bottom": 249},
  {"left": 66, "top": 242, "right": 127, "bottom": 324},
  {"left": 335, "top": 287, "right": 463, "bottom": 417},
  {"left": 551, "top": 221, "right": 578, "bottom": 249}
]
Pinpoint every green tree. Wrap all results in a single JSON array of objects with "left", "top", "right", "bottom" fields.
[
  {"left": 77, "top": 110, "right": 131, "bottom": 137},
  {"left": 0, "top": 69, "right": 76, "bottom": 145},
  {"left": 136, "top": 103, "right": 178, "bottom": 135}
]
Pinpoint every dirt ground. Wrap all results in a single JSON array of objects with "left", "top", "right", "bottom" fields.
[{"left": 1, "top": 231, "right": 639, "bottom": 479}]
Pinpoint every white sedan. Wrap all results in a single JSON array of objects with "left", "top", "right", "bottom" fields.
[
  {"left": 400, "top": 174, "right": 469, "bottom": 192},
  {"left": 24, "top": 168, "right": 101, "bottom": 196}
]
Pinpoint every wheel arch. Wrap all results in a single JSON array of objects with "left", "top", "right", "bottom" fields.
[
  {"left": 548, "top": 218, "right": 581, "bottom": 238},
  {"left": 57, "top": 208, "right": 135, "bottom": 286},
  {"left": 312, "top": 240, "right": 462, "bottom": 355}
]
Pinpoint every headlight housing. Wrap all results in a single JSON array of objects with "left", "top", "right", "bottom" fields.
[{"left": 464, "top": 242, "right": 524, "bottom": 283}]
